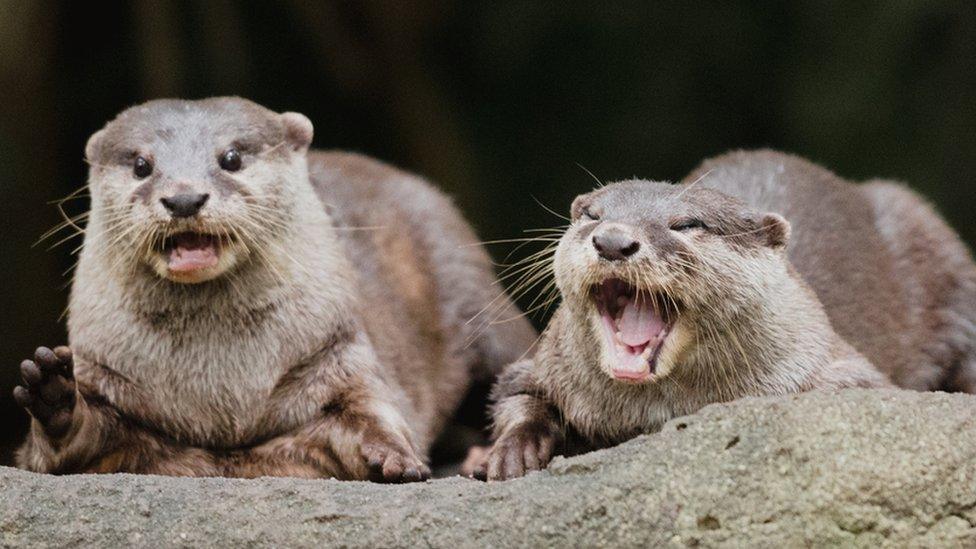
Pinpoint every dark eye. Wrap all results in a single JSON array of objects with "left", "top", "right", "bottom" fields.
[
  {"left": 219, "top": 148, "right": 242, "bottom": 172},
  {"left": 582, "top": 207, "right": 600, "bottom": 221},
  {"left": 671, "top": 219, "right": 707, "bottom": 232},
  {"left": 133, "top": 156, "right": 153, "bottom": 179}
]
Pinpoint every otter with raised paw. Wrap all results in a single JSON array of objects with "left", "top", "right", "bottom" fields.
[
  {"left": 471, "top": 150, "right": 976, "bottom": 480},
  {"left": 14, "top": 97, "right": 535, "bottom": 480}
]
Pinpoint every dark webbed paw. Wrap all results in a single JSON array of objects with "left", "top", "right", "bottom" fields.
[
  {"left": 361, "top": 440, "right": 431, "bottom": 483},
  {"left": 471, "top": 424, "right": 556, "bottom": 481},
  {"left": 13, "top": 346, "right": 77, "bottom": 437}
]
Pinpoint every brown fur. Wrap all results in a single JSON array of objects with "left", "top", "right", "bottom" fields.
[
  {"left": 684, "top": 150, "right": 976, "bottom": 392},
  {"left": 471, "top": 157, "right": 927, "bottom": 480},
  {"left": 15, "top": 98, "right": 535, "bottom": 480}
]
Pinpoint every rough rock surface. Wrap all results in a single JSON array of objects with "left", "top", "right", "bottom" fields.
[{"left": 2, "top": 389, "right": 975, "bottom": 548}]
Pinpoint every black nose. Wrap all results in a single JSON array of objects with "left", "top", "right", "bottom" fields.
[
  {"left": 592, "top": 232, "right": 640, "bottom": 261},
  {"left": 160, "top": 193, "right": 209, "bottom": 218}
]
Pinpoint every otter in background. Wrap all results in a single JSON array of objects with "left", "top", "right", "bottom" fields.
[
  {"left": 471, "top": 150, "right": 976, "bottom": 480},
  {"left": 13, "top": 97, "right": 535, "bottom": 480},
  {"left": 687, "top": 150, "right": 976, "bottom": 393}
]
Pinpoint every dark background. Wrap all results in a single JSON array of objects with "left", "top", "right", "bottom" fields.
[{"left": 2, "top": 1, "right": 975, "bottom": 464}]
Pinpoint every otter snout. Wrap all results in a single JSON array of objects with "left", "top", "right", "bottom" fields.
[
  {"left": 592, "top": 226, "right": 640, "bottom": 261},
  {"left": 160, "top": 193, "right": 210, "bottom": 218}
]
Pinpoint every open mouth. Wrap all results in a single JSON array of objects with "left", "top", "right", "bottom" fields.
[
  {"left": 161, "top": 232, "right": 223, "bottom": 273},
  {"left": 591, "top": 278, "right": 676, "bottom": 383}
]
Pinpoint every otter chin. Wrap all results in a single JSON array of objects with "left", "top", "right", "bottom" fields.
[
  {"left": 590, "top": 278, "right": 676, "bottom": 383},
  {"left": 148, "top": 231, "right": 241, "bottom": 283}
]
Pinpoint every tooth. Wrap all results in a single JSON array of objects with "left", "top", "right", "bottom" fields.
[{"left": 640, "top": 347, "right": 652, "bottom": 360}]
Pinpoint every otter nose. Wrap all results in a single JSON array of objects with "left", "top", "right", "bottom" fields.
[
  {"left": 160, "top": 193, "right": 209, "bottom": 218},
  {"left": 592, "top": 231, "right": 640, "bottom": 261}
]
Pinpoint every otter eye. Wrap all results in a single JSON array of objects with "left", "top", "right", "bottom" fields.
[
  {"left": 133, "top": 156, "right": 153, "bottom": 179},
  {"left": 671, "top": 219, "right": 706, "bottom": 232},
  {"left": 582, "top": 207, "right": 600, "bottom": 221},
  {"left": 219, "top": 148, "right": 242, "bottom": 172}
]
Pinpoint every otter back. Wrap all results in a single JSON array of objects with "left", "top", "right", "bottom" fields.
[{"left": 685, "top": 150, "right": 976, "bottom": 392}]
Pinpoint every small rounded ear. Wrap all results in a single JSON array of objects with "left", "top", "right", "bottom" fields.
[
  {"left": 760, "top": 213, "right": 790, "bottom": 249},
  {"left": 569, "top": 195, "right": 589, "bottom": 220},
  {"left": 280, "top": 112, "right": 313, "bottom": 152},
  {"left": 85, "top": 129, "right": 106, "bottom": 163}
]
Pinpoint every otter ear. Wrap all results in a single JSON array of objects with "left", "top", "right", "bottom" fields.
[
  {"left": 570, "top": 195, "right": 591, "bottom": 220},
  {"left": 280, "top": 112, "right": 313, "bottom": 152},
  {"left": 85, "top": 129, "right": 106, "bottom": 163},
  {"left": 760, "top": 213, "right": 790, "bottom": 249}
]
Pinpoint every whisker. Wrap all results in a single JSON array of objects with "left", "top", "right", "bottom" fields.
[
  {"left": 531, "top": 195, "right": 571, "bottom": 222},
  {"left": 332, "top": 225, "right": 388, "bottom": 231},
  {"left": 716, "top": 226, "right": 770, "bottom": 239},
  {"left": 676, "top": 168, "right": 712, "bottom": 199},
  {"left": 460, "top": 237, "right": 560, "bottom": 248},
  {"left": 575, "top": 162, "right": 605, "bottom": 189}
]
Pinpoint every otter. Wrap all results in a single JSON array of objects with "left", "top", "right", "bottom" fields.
[
  {"left": 471, "top": 151, "right": 976, "bottom": 480},
  {"left": 13, "top": 97, "right": 535, "bottom": 481},
  {"left": 470, "top": 177, "right": 892, "bottom": 480},
  {"left": 686, "top": 150, "right": 976, "bottom": 393}
]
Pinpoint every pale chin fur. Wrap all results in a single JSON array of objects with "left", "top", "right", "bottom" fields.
[{"left": 147, "top": 245, "right": 244, "bottom": 284}]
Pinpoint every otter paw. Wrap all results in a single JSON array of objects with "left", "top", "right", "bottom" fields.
[
  {"left": 13, "top": 346, "right": 77, "bottom": 437},
  {"left": 361, "top": 441, "right": 430, "bottom": 483},
  {"left": 472, "top": 425, "right": 556, "bottom": 481},
  {"left": 460, "top": 445, "right": 489, "bottom": 478}
]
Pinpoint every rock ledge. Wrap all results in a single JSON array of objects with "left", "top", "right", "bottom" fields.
[{"left": 2, "top": 389, "right": 975, "bottom": 547}]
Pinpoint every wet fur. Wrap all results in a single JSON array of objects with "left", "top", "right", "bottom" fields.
[{"left": 16, "top": 98, "right": 535, "bottom": 477}]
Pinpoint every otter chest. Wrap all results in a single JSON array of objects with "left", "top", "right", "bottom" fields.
[{"left": 72, "top": 302, "right": 325, "bottom": 448}]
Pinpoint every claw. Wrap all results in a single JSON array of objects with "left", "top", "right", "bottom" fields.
[
  {"left": 20, "top": 360, "right": 42, "bottom": 385},
  {"left": 472, "top": 466, "right": 487, "bottom": 481},
  {"left": 33, "top": 347, "right": 59, "bottom": 372},
  {"left": 362, "top": 441, "right": 429, "bottom": 483},
  {"left": 12, "top": 385, "right": 32, "bottom": 407}
]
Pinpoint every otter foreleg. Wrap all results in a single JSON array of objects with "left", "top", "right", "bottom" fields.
[
  {"left": 13, "top": 345, "right": 109, "bottom": 473},
  {"left": 469, "top": 359, "right": 564, "bottom": 481},
  {"left": 224, "top": 384, "right": 431, "bottom": 482},
  {"left": 225, "top": 338, "right": 432, "bottom": 482},
  {"left": 14, "top": 346, "right": 222, "bottom": 475}
]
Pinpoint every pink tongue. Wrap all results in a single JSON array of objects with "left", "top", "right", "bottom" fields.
[
  {"left": 617, "top": 299, "right": 666, "bottom": 347},
  {"left": 167, "top": 235, "right": 218, "bottom": 273}
]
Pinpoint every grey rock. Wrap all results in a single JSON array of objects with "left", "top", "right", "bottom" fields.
[{"left": 2, "top": 389, "right": 975, "bottom": 548}]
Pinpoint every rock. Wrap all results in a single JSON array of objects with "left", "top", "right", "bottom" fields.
[{"left": 1, "top": 389, "right": 975, "bottom": 547}]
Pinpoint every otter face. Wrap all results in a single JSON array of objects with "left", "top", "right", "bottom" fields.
[
  {"left": 83, "top": 97, "right": 314, "bottom": 284},
  {"left": 553, "top": 180, "right": 790, "bottom": 384}
]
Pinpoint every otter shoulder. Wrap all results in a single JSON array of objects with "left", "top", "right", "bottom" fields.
[
  {"left": 684, "top": 149, "right": 846, "bottom": 194},
  {"left": 307, "top": 150, "right": 443, "bottom": 196},
  {"left": 308, "top": 150, "right": 406, "bottom": 187},
  {"left": 307, "top": 150, "right": 464, "bottom": 232},
  {"left": 687, "top": 148, "right": 819, "bottom": 178}
]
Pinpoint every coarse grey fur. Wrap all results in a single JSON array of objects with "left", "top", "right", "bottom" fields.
[
  {"left": 472, "top": 163, "right": 897, "bottom": 480},
  {"left": 686, "top": 150, "right": 976, "bottom": 392},
  {"left": 15, "top": 97, "right": 535, "bottom": 479}
]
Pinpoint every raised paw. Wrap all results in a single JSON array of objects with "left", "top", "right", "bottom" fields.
[
  {"left": 361, "top": 440, "right": 431, "bottom": 483},
  {"left": 13, "top": 346, "right": 77, "bottom": 437},
  {"left": 471, "top": 424, "right": 556, "bottom": 481}
]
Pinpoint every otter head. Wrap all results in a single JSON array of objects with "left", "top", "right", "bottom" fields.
[
  {"left": 553, "top": 180, "right": 790, "bottom": 384},
  {"left": 83, "top": 97, "right": 314, "bottom": 284}
]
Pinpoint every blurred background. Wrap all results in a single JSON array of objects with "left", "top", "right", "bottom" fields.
[{"left": 1, "top": 1, "right": 975, "bottom": 464}]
